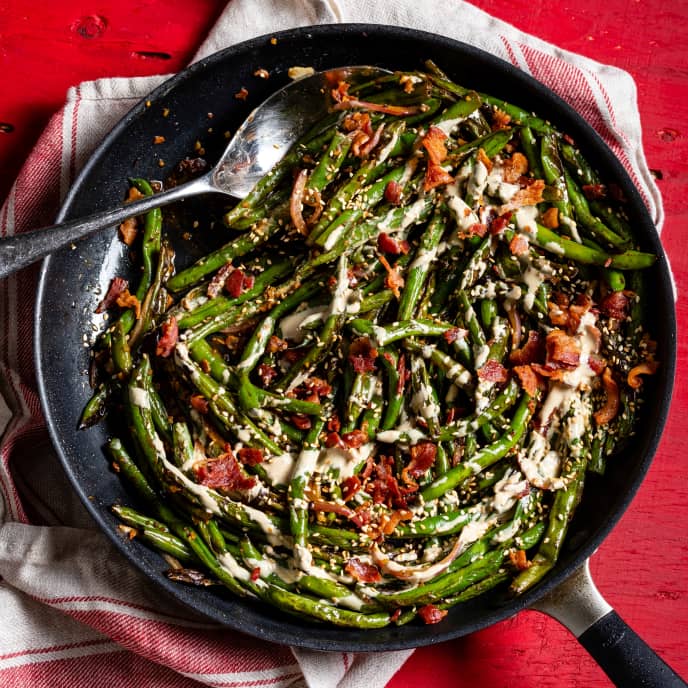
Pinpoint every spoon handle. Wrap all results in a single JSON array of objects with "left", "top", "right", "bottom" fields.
[{"left": 0, "top": 174, "right": 215, "bottom": 279}]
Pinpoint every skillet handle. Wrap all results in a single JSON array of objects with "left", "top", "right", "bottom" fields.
[{"left": 533, "top": 560, "right": 687, "bottom": 688}]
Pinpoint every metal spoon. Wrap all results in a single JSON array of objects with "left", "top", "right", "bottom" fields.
[{"left": 0, "top": 66, "right": 388, "bottom": 279}]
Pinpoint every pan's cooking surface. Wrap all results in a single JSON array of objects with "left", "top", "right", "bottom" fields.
[{"left": 35, "top": 24, "right": 675, "bottom": 650}]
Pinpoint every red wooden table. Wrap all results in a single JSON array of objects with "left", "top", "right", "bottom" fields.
[{"left": 1, "top": 1, "right": 686, "bottom": 686}]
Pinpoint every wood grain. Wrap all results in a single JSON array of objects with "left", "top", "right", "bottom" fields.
[{"left": 0, "top": 1, "right": 686, "bottom": 686}]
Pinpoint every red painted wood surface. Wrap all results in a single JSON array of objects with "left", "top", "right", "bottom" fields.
[{"left": 0, "top": 1, "right": 686, "bottom": 686}]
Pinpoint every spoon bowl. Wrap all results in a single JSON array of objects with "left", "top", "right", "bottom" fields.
[{"left": 0, "top": 65, "right": 389, "bottom": 279}]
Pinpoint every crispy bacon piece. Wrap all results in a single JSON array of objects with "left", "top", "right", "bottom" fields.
[
  {"left": 290, "top": 414, "right": 312, "bottom": 430},
  {"left": 406, "top": 442, "right": 437, "bottom": 478},
  {"left": 207, "top": 263, "right": 234, "bottom": 298},
  {"left": 95, "top": 276, "right": 129, "bottom": 313},
  {"left": 422, "top": 126, "right": 449, "bottom": 165},
  {"left": 390, "top": 608, "right": 402, "bottom": 623},
  {"left": 424, "top": 162, "right": 454, "bottom": 192},
  {"left": 290, "top": 168, "right": 309, "bottom": 235},
  {"left": 380, "top": 508, "right": 413, "bottom": 535},
  {"left": 600, "top": 290, "right": 634, "bottom": 320},
  {"left": 348, "top": 337, "right": 378, "bottom": 373},
  {"left": 342, "top": 429, "right": 368, "bottom": 449},
  {"left": 189, "top": 394, "right": 209, "bottom": 414},
  {"left": 155, "top": 317, "right": 179, "bottom": 358},
  {"left": 594, "top": 367, "right": 620, "bottom": 425},
  {"left": 418, "top": 604, "right": 448, "bottom": 625},
  {"left": 118, "top": 217, "right": 138, "bottom": 246},
  {"left": 379, "top": 255, "right": 405, "bottom": 298},
  {"left": 491, "top": 108, "right": 512, "bottom": 131},
  {"left": 384, "top": 180, "right": 403, "bottom": 205},
  {"left": 502, "top": 179, "right": 545, "bottom": 210},
  {"left": 489, "top": 210, "right": 513, "bottom": 235},
  {"left": 509, "top": 233, "right": 529, "bottom": 256},
  {"left": 627, "top": 360, "right": 659, "bottom": 389},
  {"left": 513, "top": 364, "right": 543, "bottom": 397},
  {"left": 237, "top": 447, "right": 264, "bottom": 466},
  {"left": 546, "top": 329, "right": 581, "bottom": 368},
  {"left": 194, "top": 451, "right": 256, "bottom": 491},
  {"left": 541, "top": 207, "right": 559, "bottom": 229},
  {"left": 477, "top": 359, "right": 509, "bottom": 383},
  {"left": 250, "top": 567, "right": 261, "bottom": 582},
  {"left": 342, "top": 475, "right": 362, "bottom": 501},
  {"left": 588, "top": 354, "right": 607, "bottom": 375},
  {"left": 325, "top": 431, "right": 344, "bottom": 449},
  {"left": 234, "top": 87, "right": 249, "bottom": 100},
  {"left": 568, "top": 294, "right": 594, "bottom": 333},
  {"left": 345, "top": 558, "right": 382, "bottom": 583},
  {"left": 582, "top": 183, "right": 607, "bottom": 200},
  {"left": 257, "top": 363, "right": 277, "bottom": 386},
  {"left": 502, "top": 152, "right": 529, "bottom": 183},
  {"left": 396, "top": 353, "right": 410, "bottom": 395},
  {"left": 267, "top": 335, "right": 288, "bottom": 353},
  {"left": 330, "top": 80, "right": 351, "bottom": 104},
  {"left": 509, "top": 549, "right": 531, "bottom": 571},
  {"left": 377, "top": 231, "right": 410, "bottom": 255},
  {"left": 116, "top": 289, "right": 141, "bottom": 319},
  {"left": 303, "top": 376, "right": 332, "bottom": 400},
  {"left": 327, "top": 414, "right": 341, "bottom": 433},
  {"left": 462, "top": 222, "right": 487, "bottom": 238},
  {"left": 333, "top": 98, "right": 423, "bottom": 117},
  {"left": 365, "top": 455, "right": 410, "bottom": 508},
  {"left": 224, "top": 269, "right": 254, "bottom": 298},
  {"left": 443, "top": 327, "right": 467, "bottom": 345},
  {"left": 342, "top": 111, "right": 372, "bottom": 134}
]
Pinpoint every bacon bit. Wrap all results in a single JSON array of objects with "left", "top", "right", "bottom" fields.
[
  {"left": 509, "top": 549, "right": 531, "bottom": 571},
  {"left": 380, "top": 508, "right": 413, "bottom": 535},
  {"left": 396, "top": 353, "right": 410, "bottom": 395},
  {"left": 189, "top": 394, "right": 209, "bottom": 414},
  {"left": 461, "top": 222, "right": 487, "bottom": 239},
  {"left": 384, "top": 180, "right": 403, "bottom": 205},
  {"left": 253, "top": 68, "right": 270, "bottom": 79},
  {"left": 378, "top": 255, "right": 405, "bottom": 298},
  {"left": 377, "top": 231, "right": 410, "bottom": 255},
  {"left": 224, "top": 269, "right": 254, "bottom": 298},
  {"left": 290, "top": 168, "right": 309, "bottom": 235},
  {"left": 513, "top": 365, "right": 543, "bottom": 397},
  {"left": 342, "top": 475, "right": 362, "bottom": 501},
  {"left": 418, "top": 604, "right": 448, "bottom": 625},
  {"left": 327, "top": 415, "right": 341, "bottom": 433},
  {"left": 345, "top": 558, "right": 382, "bottom": 583},
  {"left": 510, "top": 330, "right": 546, "bottom": 365},
  {"left": 365, "top": 455, "right": 409, "bottom": 508},
  {"left": 424, "top": 162, "right": 454, "bottom": 192},
  {"left": 594, "top": 367, "right": 621, "bottom": 425},
  {"left": 492, "top": 108, "right": 512, "bottom": 131},
  {"left": 290, "top": 414, "right": 312, "bottom": 430},
  {"left": 325, "top": 432, "right": 344, "bottom": 449},
  {"left": 422, "top": 126, "right": 449, "bottom": 165},
  {"left": 342, "top": 429, "right": 368, "bottom": 449},
  {"left": 502, "top": 179, "right": 545, "bottom": 211},
  {"left": 582, "top": 183, "right": 607, "bottom": 200},
  {"left": 207, "top": 263, "right": 234, "bottom": 298},
  {"left": 333, "top": 97, "right": 423, "bottom": 117},
  {"left": 541, "top": 207, "right": 559, "bottom": 229},
  {"left": 502, "top": 152, "right": 529, "bottom": 183},
  {"left": 390, "top": 608, "right": 402, "bottom": 623},
  {"left": 118, "top": 525, "right": 138, "bottom": 540},
  {"left": 342, "top": 111, "right": 372, "bottom": 134},
  {"left": 588, "top": 354, "right": 607, "bottom": 375},
  {"left": 546, "top": 329, "right": 581, "bottom": 369},
  {"left": 399, "top": 74, "right": 416, "bottom": 94},
  {"left": 194, "top": 451, "right": 256, "bottom": 492},
  {"left": 509, "top": 233, "right": 529, "bottom": 256},
  {"left": 250, "top": 567, "right": 261, "bottom": 582},
  {"left": 476, "top": 147, "right": 493, "bottom": 172},
  {"left": 348, "top": 337, "right": 378, "bottom": 373},
  {"left": 406, "top": 442, "right": 437, "bottom": 478},
  {"left": 627, "top": 360, "right": 659, "bottom": 389},
  {"left": 116, "top": 289, "right": 141, "bottom": 319},
  {"left": 267, "top": 335, "right": 288, "bottom": 353},
  {"left": 357, "top": 123, "right": 385, "bottom": 158},
  {"left": 303, "top": 376, "right": 332, "bottom": 399},
  {"left": 600, "top": 290, "right": 634, "bottom": 320},
  {"left": 330, "top": 80, "right": 351, "bottom": 103},
  {"left": 563, "top": 133, "right": 575, "bottom": 145},
  {"left": 199, "top": 359, "right": 211, "bottom": 374},
  {"left": 282, "top": 348, "right": 304, "bottom": 364},
  {"left": 118, "top": 217, "right": 138, "bottom": 245},
  {"left": 95, "top": 276, "right": 129, "bottom": 313},
  {"left": 477, "top": 359, "right": 509, "bottom": 383},
  {"left": 489, "top": 210, "right": 513, "bottom": 235},
  {"left": 443, "top": 327, "right": 467, "bottom": 345},
  {"left": 351, "top": 504, "right": 373, "bottom": 529},
  {"left": 126, "top": 186, "right": 145, "bottom": 202},
  {"left": 237, "top": 447, "right": 264, "bottom": 466},
  {"left": 153, "top": 135, "right": 166, "bottom": 144},
  {"left": 257, "top": 363, "right": 277, "bottom": 386},
  {"left": 234, "top": 87, "right": 249, "bottom": 100}
]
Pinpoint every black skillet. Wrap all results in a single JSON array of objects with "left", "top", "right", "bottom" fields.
[{"left": 34, "top": 24, "right": 682, "bottom": 686}]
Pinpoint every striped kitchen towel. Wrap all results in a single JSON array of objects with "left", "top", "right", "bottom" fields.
[{"left": 0, "top": 1, "right": 662, "bottom": 687}]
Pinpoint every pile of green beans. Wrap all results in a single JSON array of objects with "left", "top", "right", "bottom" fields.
[{"left": 85, "top": 62, "right": 658, "bottom": 628}]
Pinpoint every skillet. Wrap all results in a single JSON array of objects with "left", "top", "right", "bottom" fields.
[{"left": 34, "top": 23, "right": 681, "bottom": 686}]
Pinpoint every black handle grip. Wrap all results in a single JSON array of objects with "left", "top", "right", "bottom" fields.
[{"left": 579, "top": 610, "right": 687, "bottom": 687}]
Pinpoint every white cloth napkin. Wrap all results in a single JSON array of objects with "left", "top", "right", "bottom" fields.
[{"left": 0, "top": 1, "right": 662, "bottom": 687}]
